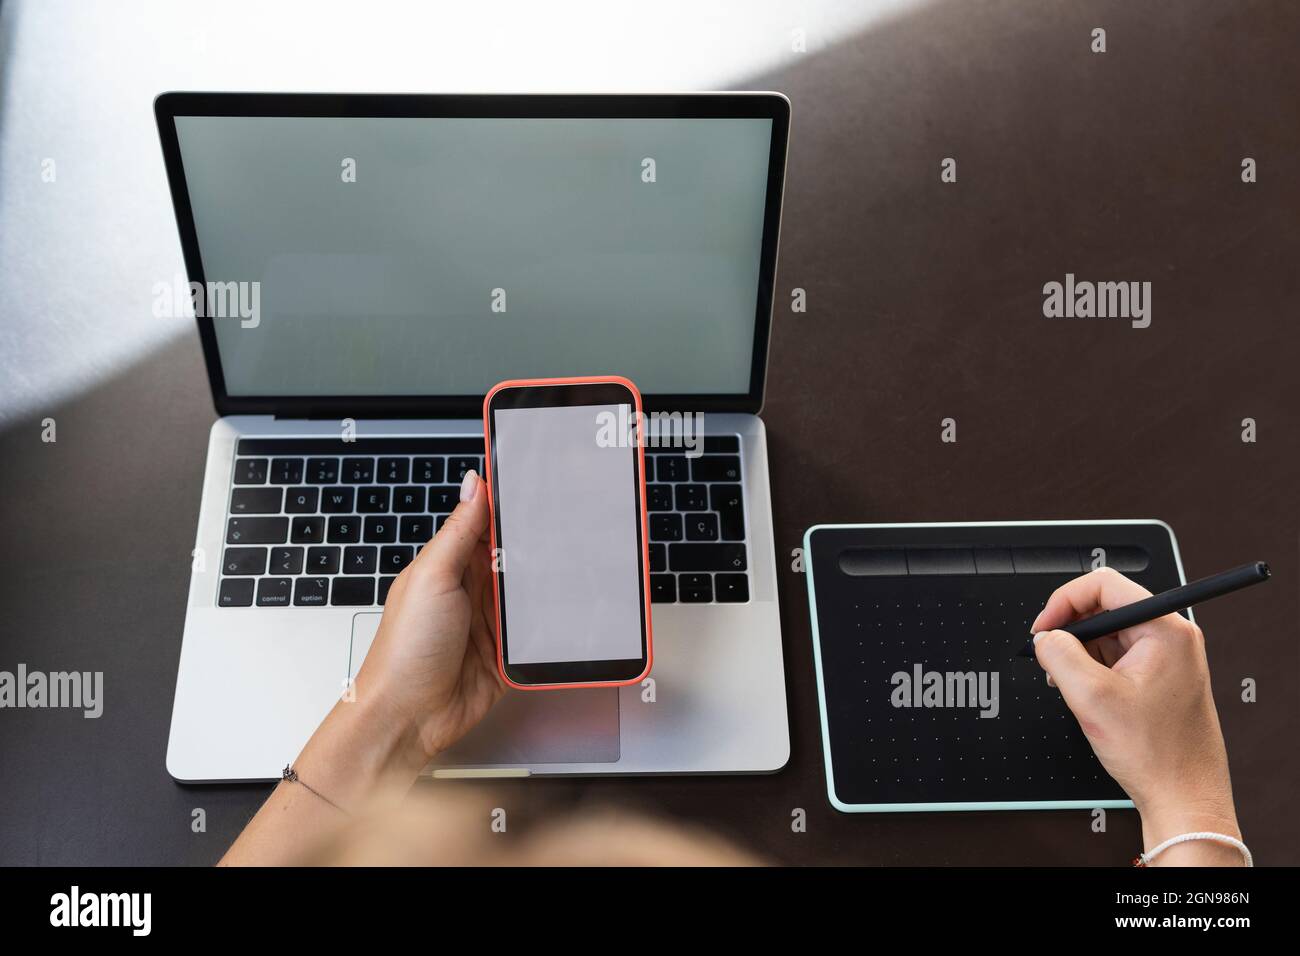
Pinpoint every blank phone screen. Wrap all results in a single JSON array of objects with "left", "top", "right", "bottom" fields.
[{"left": 493, "top": 403, "right": 644, "bottom": 665}]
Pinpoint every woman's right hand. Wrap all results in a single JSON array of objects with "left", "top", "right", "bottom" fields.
[{"left": 1030, "top": 568, "right": 1244, "bottom": 865}]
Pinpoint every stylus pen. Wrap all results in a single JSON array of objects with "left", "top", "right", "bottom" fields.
[{"left": 1016, "top": 561, "right": 1270, "bottom": 657}]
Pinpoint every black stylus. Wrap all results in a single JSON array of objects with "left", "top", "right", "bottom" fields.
[{"left": 1016, "top": 561, "right": 1270, "bottom": 657}]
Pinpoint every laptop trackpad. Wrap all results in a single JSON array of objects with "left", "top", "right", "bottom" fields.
[{"left": 349, "top": 613, "right": 620, "bottom": 766}]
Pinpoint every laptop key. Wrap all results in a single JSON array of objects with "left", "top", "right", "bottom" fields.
[
  {"left": 711, "top": 485, "right": 745, "bottom": 541},
  {"left": 684, "top": 513, "right": 719, "bottom": 541},
  {"left": 651, "top": 514, "right": 683, "bottom": 542},
  {"left": 330, "top": 576, "right": 375, "bottom": 607},
  {"left": 284, "top": 487, "right": 319, "bottom": 514},
  {"left": 649, "top": 542, "right": 667, "bottom": 573},
  {"left": 364, "top": 516, "right": 397, "bottom": 543},
  {"left": 675, "top": 484, "right": 708, "bottom": 511},
  {"left": 233, "top": 458, "right": 268, "bottom": 485},
  {"left": 293, "top": 577, "right": 330, "bottom": 606},
  {"left": 344, "top": 546, "right": 378, "bottom": 574},
  {"left": 378, "top": 458, "right": 409, "bottom": 483},
  {"left": 222, "top": 547, "right": 267, "bottom": 575},
  {"left": 380, "top": 546, "right": 414, "bottom": 574},
  {"left": 649, "top": 573, "right": 677, "bottom": 603},
  {"left": 218, "top": 578, "right": 254, "bottom": 607},
  {"left": 378, "top": 576, "right": 397, "bottom": 605},
  {"left": 400, "top": 515, "right": 434, "bottom": 544},
  {"left": 328, "top": 515, "right": 361, "bottom": 544},
  {"left": 691, "top": 455, "right": 741, "bottom": 482},
  {"left": 307, "top": 546, "right": 341, "bottom": 574},
  {"left": 656, "top": 455, "right": 688, "bottom": 482},
  {"left": 643, "top": 456, "right": 654, "bottom": 482},
  {"left": 412, "top": 457, "right": 445, "bottom": 483},
  {"left": 342, "top": 457, "right": 374, "bottom": 483},
  {"left": 321, "top": 487, "right": 355, "bottom": 513},
  {"left": 714, "top": 573, "right": 749, "bottom": 602},
  {"left": 669, "top": 542, "right": 747, "bottom": 572},
  {"left": 678, "top": 573, "right": 713, "bottom": 603},
  {"left": 227, "top": 516, "right": 288, "bottom": 545},
  {"left": 648, "top": 485, "right": 674, "bottom": 512},
  {"left": 256, "top": 577, "right": 293, "bottom": 607},
  {"left": 306, "top": 458, "right": 339, "bottom": 483},
  {"left": 269, "top": 546, "right": 304, "bottom": 575},
  {"left": 357, "top": 487, "right": 391, "bottom": 513},
  {"left": 426, "top": 486, "right": 458, "bottom": 512},
  {"left": 702, "top": 436, "right": 739, "bottom": 453},
  {"left": 270, "top": 458, "right": 304, "bottom": 484},
  {"left": 230, "top": 487, "right": 281, "bottom": 514},
  {"left": 290, "top": 516, "right": 325, "bottom": 544},
  {"left": 392, "top": 486, "right": 425, "bottom": 513},
  {"left": 448, "top": 457, "right": 480, "bottom": 482}
]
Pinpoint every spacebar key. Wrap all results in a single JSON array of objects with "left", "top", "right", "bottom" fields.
[{"left": 669, "top": 543, "right": 747, "bottom": 572}]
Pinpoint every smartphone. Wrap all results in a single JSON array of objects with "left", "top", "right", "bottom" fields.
[{"left": 482, "top": 376, "right": 653, "bottom": 690}]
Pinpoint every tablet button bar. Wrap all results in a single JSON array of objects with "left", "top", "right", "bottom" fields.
[
  {"left": 1097, "top": 546, "right": 1149, "bottom": 572},
  {"left": 1011, "top": 547, "right": 1083, "bottom": 574},
  {"left": 906, "top": 548, "right": 976, "bottom": 575},
  {"left": 973, "top": 548, "right": 1014, "bottom": 574},
  {"left": 838, "top": 549, "right": 907, "bottom": 576},
  {"left": 837, "top": 546, "right": 1149, "bottom": 577}
]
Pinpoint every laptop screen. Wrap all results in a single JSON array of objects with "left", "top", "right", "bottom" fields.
[{"left": 171, "top": 113, "right": 776, "bottom": 401}]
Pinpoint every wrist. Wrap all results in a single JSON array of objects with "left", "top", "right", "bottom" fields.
[
  {"left": 1138, "top": 790, "right": 1237, "bottom": 853},
  {"left": 294, "top": 681, "right": 427, "bottom": 810},
  {"left": 1138, "top": 796, "right": 1237, "bottom": 868},
  {"left": 343, "top": 673, "right": 431, "bottom": 779},
  {"left": 350, "top": 663, "right": 469, "bottom": 767}
]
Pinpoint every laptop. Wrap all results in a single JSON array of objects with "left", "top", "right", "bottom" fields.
[{"left": 156, "top": 92, "right": 791, "bottom": 782}]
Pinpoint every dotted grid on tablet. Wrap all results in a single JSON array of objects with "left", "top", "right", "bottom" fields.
[{"left": 833, "top": 576, "right": 1117, "bottom": 804}]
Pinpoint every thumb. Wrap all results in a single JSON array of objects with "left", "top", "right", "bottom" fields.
[
  {"left": 417, "top": 470, "right": 489, "bottom": 586},
  {"left": 1032, "top": 629, "right": 1114, "bottom": 713}
]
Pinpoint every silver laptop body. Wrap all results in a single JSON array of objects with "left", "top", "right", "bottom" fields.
[{"left": 157, "top": 92, "right": 791, "bottom": 781}]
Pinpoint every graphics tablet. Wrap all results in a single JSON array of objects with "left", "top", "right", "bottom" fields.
[{"left": 803, "top": 520, "right": 1188, "bottom": 812}]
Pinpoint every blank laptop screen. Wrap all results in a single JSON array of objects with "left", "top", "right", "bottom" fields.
[{"left": 172, "top": 115, "right": 773, "bottom": 397}]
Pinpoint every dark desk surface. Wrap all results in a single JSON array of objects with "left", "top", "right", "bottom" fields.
[{"left": 2, "top": 0, "right": 1297, "bottom": 865}]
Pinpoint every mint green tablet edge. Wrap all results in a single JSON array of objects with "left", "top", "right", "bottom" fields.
[{"left": 803, "top": 521, "right": 1150, "bottom": 813}]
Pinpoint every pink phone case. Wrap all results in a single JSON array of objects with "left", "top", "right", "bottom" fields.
[{"left": 482, "top": 375, "right": 654, "bottom": 690}]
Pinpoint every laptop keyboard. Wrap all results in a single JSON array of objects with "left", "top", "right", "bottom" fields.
[
  {"left": 217, "top": 436, "right": 748, "bottom": 609},
  {"left": 644, "top": 436, "right": 748, "bottom": 603}
]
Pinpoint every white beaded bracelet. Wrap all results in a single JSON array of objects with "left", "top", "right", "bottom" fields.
[{"left": 1136, "top": 831, "right": 1252, "bottom": 867}]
